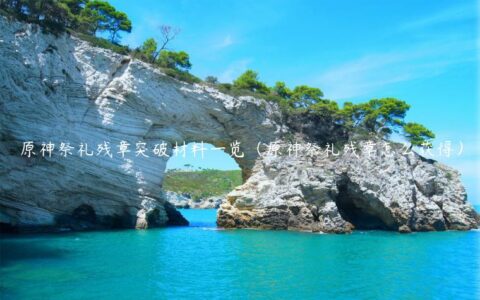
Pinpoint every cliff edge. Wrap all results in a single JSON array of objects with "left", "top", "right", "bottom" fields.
[{"left": 0, "top": 17, "right": 477, "bottom": 233}]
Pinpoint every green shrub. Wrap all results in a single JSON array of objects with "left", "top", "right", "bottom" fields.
[
  {"left": 163, "top": 169, "right": 242, "bottom": 199},
  {"left": 232, "top": 70, "right": 269, "bottom": 94},
  {"left": 205, "top": 76, "right": 218, "bottom": 85},
  {"left": 156, "top": 50, "right": 192, "bottom": 71},
  {"left": 161, "top": 68, "right": 202, "bottom": 84},
  {"left": 68, "top": 30, "right": 130, "bottom": 55}
]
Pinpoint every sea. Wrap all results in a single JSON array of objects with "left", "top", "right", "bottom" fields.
[{"left": 1, "top": 207, "right": 479, "bottom": 300}]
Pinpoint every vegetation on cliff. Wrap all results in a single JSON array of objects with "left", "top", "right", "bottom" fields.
[
  {"left": 163, "top": 169, "right": 242, "bottom": 200},
  {"left": 0, "top": 0, "right": 199, "bottom": 82},
  {"left": 0, "top": 0, "right": 131, "bottom": 41},
  {"left": 211, "top": 70, "right": 435, "bottom": 148},
  {"left": 0, "top": 0, "right": 435, "bottom": 148}
]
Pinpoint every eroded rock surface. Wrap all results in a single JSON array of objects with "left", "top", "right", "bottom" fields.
[
  {"left": 218, "top": 141, "right": 479, "bottom": 232},
  {"left": 165, "top": 191, "right": 224, "bottom": 209},
  {"left": 0, "top": 18, "right": 283, "bottom": 232},
  {"left": 0, "top": 17, "right": 477, "bottom": 233}
]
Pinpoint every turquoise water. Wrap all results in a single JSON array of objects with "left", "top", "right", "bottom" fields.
[{"left": 1, "top": 209, "right": 479, "bottom": 300}]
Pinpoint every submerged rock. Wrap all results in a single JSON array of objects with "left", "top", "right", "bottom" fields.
[{"left": 0, "top": 17, "right": 477, "bottom": 233}]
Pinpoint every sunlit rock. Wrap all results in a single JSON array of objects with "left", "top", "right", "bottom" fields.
[{"left": 0, "top": 17, "right": 477, "bottom": 233}]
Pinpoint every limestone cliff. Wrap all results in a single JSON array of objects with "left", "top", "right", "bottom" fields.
[
  {"left": 0, "top": 17, "right": 477, "bottom": 233},
  {"left": 218, "top": 140, "right": 478, "bottom": 233},
  {"left": 0, "top": 17, "right": 283, "bottom": 232}
]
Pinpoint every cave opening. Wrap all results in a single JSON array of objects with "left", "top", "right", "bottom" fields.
[
  {"left": 163, "top": 142, "right": 243, "bottom": 227},
  {"left": 335, "top": 179, "right": 396, "bottom": 230},
  {"left": 72, "top": 204, "right": 96, "bottom": 223}
]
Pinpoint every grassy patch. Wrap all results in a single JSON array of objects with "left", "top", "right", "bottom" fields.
[
  {"left": 67, "top": 30, "right": 131, "bottom": 55},
  {"left": 163, "top": 169, "right": 242, "bottom": 200},
  {"left": 161, "top": 67, "right": 202, "bottom": 84},
  {"left": 445, "top": 172, "right": 453, "bottom": 181}
]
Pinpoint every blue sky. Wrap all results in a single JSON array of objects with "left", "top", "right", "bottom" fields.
[{"left": 108, "top": 0, "right": 479, "bottom": 203}]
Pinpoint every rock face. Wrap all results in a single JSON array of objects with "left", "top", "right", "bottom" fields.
[
  {"left": 218, "top": 140, "right": 479, "bottom": 232},
  {"left": 165, "top": 191, "right": 223, "bottom": 209},
  {"left": 0, "top": 17, "right": 477, "bottom": 233},
  {"left": 0, "top": 18, "right": 283, "bottom": 232}
]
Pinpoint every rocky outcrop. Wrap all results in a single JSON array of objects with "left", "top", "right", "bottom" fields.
[
  {"left": 218, "top": 140, "right": 479, "bottom": 232},
  {"left": 165, "top": 191, "right": 223, "bottom": 209},
  {"left": 0, "top": 17, "right": 477, "bottom": 233}
]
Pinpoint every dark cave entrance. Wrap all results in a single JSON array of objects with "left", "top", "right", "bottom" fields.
[{"left": 335, "top": 179, "right": 397, "bottom": 230}]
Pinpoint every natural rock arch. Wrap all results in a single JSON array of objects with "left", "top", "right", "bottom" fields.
[
  {"left": 0, "top": 17, "right": 478, "bottom": 233},
  {"left": 0, "top": 17, "right": 285, "bottom": 231}
]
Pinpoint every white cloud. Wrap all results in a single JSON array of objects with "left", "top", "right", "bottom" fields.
[
  {"left": 313, "top": 3, "right": 477, "bottom": 101},
  {"left": 215, "top": 34, "right": 235, "bottom": 49},
  {"left": 315, "top": 36, "right": 476, "bottom": 100},
  {"left": 218, "top": 59, "right": 251, "bottom": 82},
  {"left": 399, "top": 3, "right": 476, "bottom": 31},
  {"left": 315, "top": 54, "right": 411, "bottom": 99}
]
